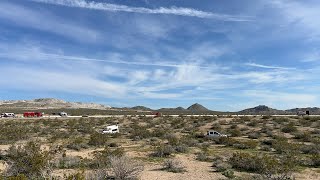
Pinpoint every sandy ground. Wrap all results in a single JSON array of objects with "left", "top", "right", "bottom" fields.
[
  {"left": 294, "top": 169, "right": 320, "bottom": 180},
  {"left": 140, "top": 154, "right": 225, "bottom": 180}
]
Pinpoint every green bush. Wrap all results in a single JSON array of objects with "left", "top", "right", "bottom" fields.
[
  {"left": 88, "top": 132, "right": 109, "bottom": 147},
  {"left": 229, "top": 152, "right": 295, "bottom": 179},
  {"left": 281, "top": 122, "right": 297, "bottom": 133},
  {"left": 151, "top": 145, "right": 175, "bottom": 158},
  {"left": 4, "top": 141, "right": 52, "bottom": 178},
  {"left": 232, "top": 140, "right": 259, "bottom": 150}
]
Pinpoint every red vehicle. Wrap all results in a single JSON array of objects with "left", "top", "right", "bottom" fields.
[
  {"left": 24, "top": 112, "right": 43, "bottom": 118},
  {"left": 152, "top": 112, "right": 162, "bottom": 118}
]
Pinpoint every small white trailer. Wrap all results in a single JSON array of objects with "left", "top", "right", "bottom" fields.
[{"left": 102, "top": 125, "right": 119, "bottom": 134}]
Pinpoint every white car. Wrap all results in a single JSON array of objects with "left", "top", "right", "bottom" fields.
[
  {"left": 207, "top": 130, "right": 227, "bottom": 137},
  {"left": 102, "top": 125, "right": 119, "bottom": 134}
]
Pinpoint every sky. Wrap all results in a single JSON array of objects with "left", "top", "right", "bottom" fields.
[{"left": 1, "top": 0, "right": 320, "bottom": 111}]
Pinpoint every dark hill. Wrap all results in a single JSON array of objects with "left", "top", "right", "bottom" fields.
[
  {"left": 238, "top": 105, "right": 286, "bottom": 115},
  {"left": 187, "top": 103, "right": 210, "bottom": 112}
]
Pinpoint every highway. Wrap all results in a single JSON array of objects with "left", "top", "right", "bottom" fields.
[{"left": 1, "top": 114, "right": 320, "bottom": 119}]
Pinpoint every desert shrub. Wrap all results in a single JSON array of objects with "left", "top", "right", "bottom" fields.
[
  {"left": 88, "top": 132, "right": 109, "bottom": 147},
  {"left": 130, "top": 125, "right": 151, "bottom": 140},
  {"left": 310, "top": 154, "right": 320, "bottom": 167},
  {"left": 195, "top": 151, "right": 211, "bottom": 162},
  {"left": 174, "top": 144, "right": 188, "bottom": 153},
  {"left": 299, "top": 144, "right": 320, "bottom": 155},
  {"left": 298, "top": 118, "right": 312, "bottom": 127},
  {"left": 247, "top": 120, "right": 258, "bottom": 127},
  {"left": 165, "top": 134, "right": 179, "bottom": 146},
  {"left": 151, "top": 145, "right": 175, "bottom": 158},
  {"left": 212, "top": 136, "right": 229, "bottom": 145},
  {"left": 293, "top": 131, "right": 312, "bottom": 142},
  {"left": 3, "top": 174, "right": 28, "bottom": 180},
  {"left": 229, "top": 152, "right": 295, "bottom": 179},
  {"left": 151, "top": 128, "right": 166, "bottom": 138},
  {"left": 239, "top": 116, "right": 252, "bottom": 122},
  {"left": 161, "top": 159, "right": 185, "bottom": 173},
  {"left": 272, "top": 117, "right": 289, "bottom": 124},
  {"left": 210, "top": 123, "right": 222, "bottom": 131},
  {"left": 228, "top": 128, "right": 242, "bottom": 137},
  {"left": 260, "top": 145, "right": 272, "bottom": 152},
  {"left": 0, "top": 124, "right": 31, "bottom": 144},
  {"left": 248, "top": 132, "right": 261, "bottom": 139},
  {"left": 92, "top": 147, "right": 125, "bottom": 168},
  {"left": 212, "top": 156, "right": 231, "bottom": 172},
  {"left": 4, "top": 141, "right": 52, "bottom": 179},
  {"left": 66, "top": 137, "right": 89, "bottom": 151},
  {"left": 262, "top": 115, "right": 271, "bottom": 119},
  {"left": 180, "top": 136, "right": 198, "bottom": 147},
  {"left": 221, "top": 169, "right": 235, "bottom": 179},
  {"left": 230, "top": 124, "right": 238, "bottom": 129},
  {"left": 218, "top": 120, "right": 228, "bottom": 125},
  {"left": 232, "top": 140, "right": 259, "bottom": 150},
  {"left": 109, "top": 156, "right": 143, "bottom": 180},
  {"left": 55, "top": 156, "right": 82, "bottom": 169},
  {"left": 281, "top": 122, "right": 297, "bottom": 133},
  {"left": 272, "top": 140, "right": 300, "bottom": 154},
  {"left": 109, "top": 142, "right": 118, "bottom": 147},
  {"left": 64, "top": 171, "right": 86, "bottom": 180}
]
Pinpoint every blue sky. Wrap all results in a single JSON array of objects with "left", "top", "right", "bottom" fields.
[{"left": 1, "top": 0, "right": 320, "bottom": 111}]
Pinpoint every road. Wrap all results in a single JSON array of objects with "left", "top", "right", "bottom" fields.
[{"left": 1, "top": 114, "right": 320, "bottom": 119}]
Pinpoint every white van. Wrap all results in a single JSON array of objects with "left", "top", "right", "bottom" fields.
[
  {"left": 102, "top": 125, "right": 119, "bottom": 134},
  {"left": 207, "top": 130, "right": 227, "bottom": 137}
]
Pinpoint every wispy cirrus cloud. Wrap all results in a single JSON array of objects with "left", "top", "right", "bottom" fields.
[
  {"left": 30, "top": 0, "right": 252, "bottom": 21},
  {"left": 245, "top": 62, "right": 295, "bottom": 70},
  {"left": 0, "top": 1, "right": 100, "bottom": 42}
]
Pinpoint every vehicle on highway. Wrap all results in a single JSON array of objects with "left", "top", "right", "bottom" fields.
[
  {"left": 207, "top": 130, "right": 227, "bottom": 137},
  {"left": 24, "top": 112, "right": 43, "bottom": 118},
  {"left": 59, "top": 112, "right": 68, "bottom": 117},
  {"left": 1, "top": 113, "right": 15, "bottom": 118},
  {"left": 102, "top": 125, "right": 119, "bottom": 134}
]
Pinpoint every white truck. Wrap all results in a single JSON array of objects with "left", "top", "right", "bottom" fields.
[
  {"left": 1, "top": 113, "right": 15, "bottom": 118},
  {"left": 102, "top": 125, "right": 119, "bottom": 134}
]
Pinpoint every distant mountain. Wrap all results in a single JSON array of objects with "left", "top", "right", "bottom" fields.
[
  {"left": 0, "top": 98, "right": 111, "bottom": 110},
  {"left": 187, "top": 103, "right": 210, "bottom": 112},
  {"left": 158, "top": 106, "right": 186, "bottom": 111},
  {"left": 130, "top": 106, "right": 153, "bottom": 111},
  {"left": 238, "top": 105, "right": 286, "bottom": 115},
  {"left": 285, "top": 107, "right": 320, "bottom": 115}
]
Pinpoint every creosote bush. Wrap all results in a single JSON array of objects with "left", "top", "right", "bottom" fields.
[
  {"left": 162, "top": 159, "right": 185, "bottom": 173},
  {"left": 4, "top": 141, "right": 53, "bottom": 179},
  {"left": 88, "top": 132, "right": 109, "bottom": 147},
  {"left": 109, "top": 156, "right": 144, "bottom": 180},
  {"left": 229, "top": 152, "right": 295, "bottom": 179}
]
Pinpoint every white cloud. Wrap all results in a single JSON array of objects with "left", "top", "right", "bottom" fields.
[
  {"left": 269, "top": 0, "right": 320, "bottom": 41},
  {"left": 0, "top": 67, "right": 127, "bottom": 98},
  {"left": 0, "top": 2, "right": 100, "bottom": 42},
  {"left": 245, "top": 62, "right": 295, "bottom": 70},
  {"left": 243, "top": 90, "right": 318, "bottom": 109},
  {"left": 30, "top": 0, "right": 252, "bottom": 21}
]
